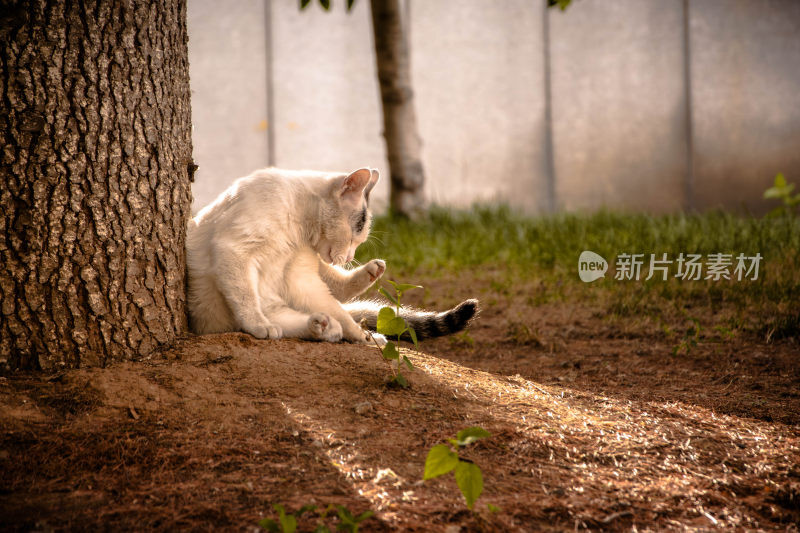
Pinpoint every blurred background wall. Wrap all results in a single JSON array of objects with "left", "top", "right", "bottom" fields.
[{"left": 187, "top": 0, "right": 800, "bottom": 214}]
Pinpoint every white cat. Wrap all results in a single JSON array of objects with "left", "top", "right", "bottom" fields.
[{"left": 186, "top": 167, "right": 477, "bottom": 344}]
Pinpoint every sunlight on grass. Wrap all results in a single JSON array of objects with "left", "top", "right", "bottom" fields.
[
  {"left": 358, "top": 206, "right": 800, "bottom": 339},
  {"left": 361, "top": 206, "right": 799, "bottom": 276}
]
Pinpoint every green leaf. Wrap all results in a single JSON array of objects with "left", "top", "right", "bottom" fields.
[
  {"left": 487, "top": 503, "right": 501, "bottom": 513},
  {"left": 387, "top": 280, "right": 423, "bottom": 297},
  {"left": 765, "top": 185, "right": 794, "bottom": 199},
  {"left": 314, "top": 525, "right": 331, "bottom": 533},
  {"left": 258, "top": 518, "right": 280, "bottom": 533},
  {"left": 346, "top": 0, "right": 356, "bottom": 10},
  {"left": 408, "top": 326, "right": 418, "bottom": 347},
  {"left": 279, "top": 514, "right": 297, "bottom": 533},
  {"left": 402, "top": 355, "right": 413, "bottom": 370},
  {"left": 378, "top": 287, "right": 399, "bottom": 307},
  {"left": 377, "top": 307, "right": 406, "bottom": 336},
  {"left": 423, "top": 444, "right": 459, "bottom": 480},
  {"left": 455, "top": 461, "right": 483, "bottom": 509},
  {"left": 319, "top": 0, "right": 330, "bottom": 10},
  {"left": 382, "top": 341, "right": 399, "bottom": 360},
  {"left": 300, "top": 0, "right": 312, "bottom": 9},
  {"left": 548, "top": 0, "right": 572, "bottom": 10},
  {"left": 271, "top": 505, "right": 296, "bottom": 533},
  {"left": 336, "top": 505, "right": 354, "bottom": 523},
  {"left": 336, "top": 505, "right": 370, "bottom": 531},
  {"left": 764, "top": 173, "right": 794, "bottom": 199},
  {"left": 388, "top": 317, "right": 408, "bottom": 337},
  {"left": 378, "top": 287, "right": 398, "bottom": 306},
  {"left": 394, "top": 372, "right": 409, "bottom": 388},
  {"left": 376, "top": 307, "right": 396, "bottom": 333},
  {"left": 455, "top": 427, "right": 490, "bottom": 446},
  {"left": 297, "top": 504, "right": 317, "bottom": 517}
]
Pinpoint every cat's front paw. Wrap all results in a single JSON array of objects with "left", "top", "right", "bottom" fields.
[
  {"left": 308, "top": 312, "right": 343, "bottom": 342},
  {"left": 368, "top": 332, "right": 388, "bottom": 347},
  {"left": 245, "top": 321, "right": 283, "bottom": 340},
  {"left": 365, "top": 259, "right": 386, "bottom": 282}
]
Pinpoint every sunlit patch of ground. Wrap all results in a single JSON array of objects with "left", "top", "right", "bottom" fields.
[{"left": 1, "top": 327, "right": 798, "bottom": 531}]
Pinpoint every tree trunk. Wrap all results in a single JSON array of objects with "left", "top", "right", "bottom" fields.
[
  {"left": 369, "top": 0, "right": 426, "bottom": 217},
  {"left": 0, "top": 0, "right": 193, "bottom": 371}
]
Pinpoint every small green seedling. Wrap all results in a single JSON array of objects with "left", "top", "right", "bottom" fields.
[
  {"left": 334, "top": 505, "right": 374, "bottom": 532},
  {"left": 258, "top": 503, "right": 373, "bottom": 533},
  {"left": 371, "top": 280, "right": 422, "bottom": 388},
  {"left": 672, "top": 316, "right": 701, "bottom": 356},
  {"left": 764, "top": 173, "right": 800, "bottom": 217},
  {"left": 258, "top": 503, "right": 316, "bottom": 533},
  {"left": 423, "top": 427, "right": 490, "bottom": 510}
]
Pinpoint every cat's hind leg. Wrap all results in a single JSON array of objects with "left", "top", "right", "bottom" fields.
[
  {"left": 213, "top": 247, "right": 282, "bottom": 339},
  {"left": 263, "top": 304, "right": 343, "bottom": 342}
]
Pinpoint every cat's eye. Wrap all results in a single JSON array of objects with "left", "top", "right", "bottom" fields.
[{"left": 353, "top": 207, "right": 367, "bottom": 234}]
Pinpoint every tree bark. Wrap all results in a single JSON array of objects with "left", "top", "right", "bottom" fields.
[
  {"left": 369, "top": 0, "right": 426, "bottom": 217},
  {"left": 0, "top": 0, "right": 193, "bottom": 370}
]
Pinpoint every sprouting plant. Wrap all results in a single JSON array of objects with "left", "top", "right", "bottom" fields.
[
  {"left": 449, "top": 330, "right": 475, "bottom": 349},
  {"left": 423, "top": 427, "right": 491, "bottom": 510},
  {"left": 334, "top": 505, "right": 374, "bottom": 532},
  {"left": 369, "top": 280, "right": 422, "bottom": 388},
  {"left": 258, "top": 503, "right": 373, "bottom": 533},
  {"left": 764, "top": 173, "right": 800, "bottom": 216},
  {"left": 714, "top": 325, "right": 736, "bottom": 341},
  {"left": 258, "top": 503, "right": 316, "bottom": 533},
  {"left": 672, "top": 316, "right": 701, "bottom": 356}
]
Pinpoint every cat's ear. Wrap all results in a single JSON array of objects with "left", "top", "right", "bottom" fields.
[
  {"left": 364, "top": 168, "right": 380, "bottom": 204},
  {"left": 336, "top": 168, "right": 372, "bottom": 206}
]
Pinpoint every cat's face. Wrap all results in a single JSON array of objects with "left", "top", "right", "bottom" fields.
[{"left": 317, "top": 168, "right": 379, "bottom": 266}]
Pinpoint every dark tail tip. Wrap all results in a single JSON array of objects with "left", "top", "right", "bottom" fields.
[
  {"left": 432, "top": 298, "right": 479, "bottom": 339},
  {"left": 453, "top": 298, "right": 480, "bottom": 327}
]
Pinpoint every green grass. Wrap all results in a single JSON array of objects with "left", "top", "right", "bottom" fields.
[
  {"left": 357, "top": 205, "right": 800, "bottom": 339},
  {"left": 360, "top": 205, "right": 799, "bottom": 275}
]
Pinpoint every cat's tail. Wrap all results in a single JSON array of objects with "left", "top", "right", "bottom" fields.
[{"left": 343, "top": 299, "right": 479, "bottom": 340}]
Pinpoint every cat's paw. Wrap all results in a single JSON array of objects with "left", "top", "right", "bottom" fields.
[
  {"left": 368, "top": 332, "right": 388, "bottom": 347},
  {"left": 246, "top": 321, "right": 283, "bottom": 340},
  {"left": 365, "top": 259, "right": 386, "bottom": 282},
  {"left": 308, "top": 312, "right": 343, "bottom": 342}
]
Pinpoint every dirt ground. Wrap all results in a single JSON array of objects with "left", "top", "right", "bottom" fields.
[{"left": 1, "top": 275, "right": 799, "bottom": 532}]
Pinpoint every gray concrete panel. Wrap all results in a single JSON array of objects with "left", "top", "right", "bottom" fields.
[
  {"left": 188, "top": 0, "right": 270, "bottom": 212},
  {"left": 410, "top": 0, "right": 548, "bottom": 211},
  {"left": 690, "top": 0, "right": 800, "bottom": 213},
  {"left": 271, "top": 1, "right": 390, "bottom": 209},
  {"left": 550, "top": 0, "right": 688, "bottom": 213}
]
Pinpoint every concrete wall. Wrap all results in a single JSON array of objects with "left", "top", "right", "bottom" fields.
[
  {"left": 410, "top": 1, "right": 548, "bottom": 211},
  {"left": 690, "top": 0, "right": 800, "bottom": 212},
  {"left": 187, "top": 0, "right": 800, "bottom": 214},
  {"left": 270, "top": 1, "right": 390, "bottom": 207},
  {"left": 550, "top": 0, "right": 688, "bottom": 212},
  {"left": 187, "top": 0, "right": 271, "bottom": 211}
]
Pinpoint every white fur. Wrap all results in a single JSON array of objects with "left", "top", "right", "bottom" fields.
[{"left": 186, "top": 167, "right": 385, "bottom": 344}]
